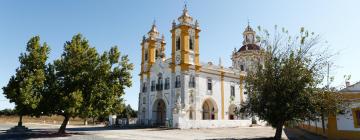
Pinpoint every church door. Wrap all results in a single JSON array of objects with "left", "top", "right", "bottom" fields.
[
  {"left": 202, "top": 101, "right": 210, "bottom": 120},
  {"left": 154, "top": 99, "right": 166, "bottom": 126}
]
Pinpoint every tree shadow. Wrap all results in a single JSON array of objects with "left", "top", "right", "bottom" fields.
[
  {"left": 66, "top": 125, "right": 153, "bottom": 131},
  {"left": 283, "top": 127, "right": 327, "bottom": 140},
  {"left": 145, "top": 128, "right": 178, "bottom": 131},
  {"left": 205, "top": 138, "right": 275, "bottom": 140},
  {"left": 0, "top": 129, "right": 87, "bottom": 140}
]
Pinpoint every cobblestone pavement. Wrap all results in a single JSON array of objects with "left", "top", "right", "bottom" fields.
[{"left": 0, "top": 123, "right": 289, "bottom": 140}]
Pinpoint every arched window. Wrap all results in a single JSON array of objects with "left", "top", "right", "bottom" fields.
[
  {"left": 176, "top": 37, "right": 181, "bottom": 50},
  {"left": 189, "top": 108, "right": 194, "bottom": 120},
  {"left": 189, "top": 38, "right": 194, "bottom": 50},
  {"left": 142, "top": 82, "right": 147, "bottom": 92},
  {"left": 189, "top": 111, "right": 193, "bottom": 120},
  {"left": 240, "top": 65, "right": 244, "bottom": 71},
  {"left": 157, "top": 73, "right": 163, "bottom": 91},
  {"left": 230, "top": 85, "right": 235, "bottom": 97},
  {"left": 155, "top": 50, "right": 159, "bottom": 58},
  {"left": 151, "top": 80, "right": 155, "bottom": 91},
  {"left": 165, "top": 77, "right": 170, "bottom": 89},
  {"left": 175, "top": 75, "right": 181, "bottom": 88},
  {"left": 207, "top": 78, "right": 212, "bottom": 91},
  {"left": 189, "top": 75, "right": 195, "bottom": 88},
  {"left": 144, "top": 50, "right": 148, "bottom": 61}
]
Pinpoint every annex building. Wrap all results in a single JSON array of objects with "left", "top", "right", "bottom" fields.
[
  {"left": 299, "top": 81, "right": 360, "bottom": 140},
  {"left": 137, "top": 6, "right": 264, "bottom": 129}
]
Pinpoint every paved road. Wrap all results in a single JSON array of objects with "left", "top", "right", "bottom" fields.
[{"left": 0, "top": 123, "right": 290, "bottom": 140}]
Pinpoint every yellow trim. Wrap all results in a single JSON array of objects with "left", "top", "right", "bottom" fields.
[
  {"left": 171, "top": 29, "right": 176, "bottom": 73},
  {"left": 352, "top": 108, "right": 360, "bottom": 128},
  {"left": 341, "top": 92, "right": 360, "bottom": 100},
  {"left": 220, "top": 71, "right": 225, "bottom": 120},
  {"left": 180, "top": 25, "right": 189, "bottom": 71},
  {"left": 141, "top": 43, "right": 144, "bottom": 73},
  {"left": 148, "top": 40, "right": 155, "bottom": 65},
  {"left": 161, "top": 41, "right": 166, "bottom": 61},
  {"left": 195, "top": 29, "right": 201, "bottom": 72},
  {"left": 239, "top": 76, "right": 244, "bottom": 104}
]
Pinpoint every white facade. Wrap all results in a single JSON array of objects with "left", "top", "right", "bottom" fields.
[
  {"left": 137, "top": 6, "right": 263, "bottom": 128},
  {"left": 337, "top": 82, "right": 360, "bottom": 131}
]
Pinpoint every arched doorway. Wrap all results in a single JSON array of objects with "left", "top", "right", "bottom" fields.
[
  {"left": 152, "top": 99, "right": 166, "bottom": 126},
  {"left": 228, "top": 104, "right": 237, "bottom": 120},
  {"left": 202, "top": 98, "right": 218, "bottom": 120}
]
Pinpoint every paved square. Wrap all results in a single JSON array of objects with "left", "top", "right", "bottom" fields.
[{"left": 0, "top": 123, "right": 289, "bottom": 140}]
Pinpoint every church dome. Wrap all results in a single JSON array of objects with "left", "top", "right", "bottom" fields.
[{"left": 237, "top": 44, "right": 260, "bottom": 52}]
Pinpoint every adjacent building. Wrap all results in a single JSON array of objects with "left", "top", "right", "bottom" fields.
[{"left": 299, "top": 81, "right": 360, "bottom": 139}]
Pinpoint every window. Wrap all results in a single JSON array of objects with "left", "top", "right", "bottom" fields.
[
  {"left": 156, "top": 73, "right": 163, "bottom": 91},
  {"left": 240, "top": 65, "right": 244, "bottom": 71},
  {"left": 230, "top": 85, "right": 235, "bottom": 97},
  {"left": 155, "top": 50, "right": 159, "bottom": 58},
  {"left": 176, "top": 37, "right": 181, "bottom": 50},
  {"left": 189, "top": 38, "right": 194, "bottom": 50},
  {"left": 151, "top": 80, "right": 155, "bottom": 91},
  {"left": 144, "top": 50, "right": 148, "bottom": 61},
  {"left": 165, "top": 77, "right": 170, "bottom": 89},
  {"left": 207, "top": 78, "right": 212, "bottom": 91},
  {"left": 142, "top": 82, "right": 147, "bottom": 92},
  {"left": 353, "top": 109, "right": 360, "bottom": 128},
  {"left": 189, "top": 110, "right": 194, "bottom": 120},
  {"left": 143, "top": 97, "right": 146, "bottom": 104},
  {"left": 189, "top": 75, "right": 195, "bottom": 88},
  {"left": 175, "top": 75, "right": 181, "bottom": 88}
]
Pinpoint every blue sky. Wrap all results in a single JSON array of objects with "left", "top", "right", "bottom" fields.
[{"left": 1, "top": 0, "right": 360, "bottom": 110}]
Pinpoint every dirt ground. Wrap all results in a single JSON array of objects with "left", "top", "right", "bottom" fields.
[{"left": 0, "top": 115, "right": 85, "bottom": 125}]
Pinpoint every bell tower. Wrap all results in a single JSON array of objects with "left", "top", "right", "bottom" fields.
[
  {"left": 242, "top": 23, "right": 256, "bottom": 45},
  {"left": 140, "top": 21, "right": 166, "bottom": 79},
  {"left": 170, "top": 5, "right": 201, "bottom": 72}
]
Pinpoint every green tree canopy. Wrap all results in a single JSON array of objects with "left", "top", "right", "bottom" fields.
[
  {"left": 2, "top": 36, "right": 49, "bottom": 126},
  {"left": 241, "top": 26, "right": 342, "bottom": 140},
  {"left": 43, "top": 34, "right": 133, "bottom": 134}
]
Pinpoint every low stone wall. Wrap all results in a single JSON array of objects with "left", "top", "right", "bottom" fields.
[{"left": 175, "top": 119, "right": 252, "bottom": 129}]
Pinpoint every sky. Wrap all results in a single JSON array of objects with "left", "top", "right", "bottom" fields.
[{"left": 1, "top": 0, "right": 360, "bottom": 110}]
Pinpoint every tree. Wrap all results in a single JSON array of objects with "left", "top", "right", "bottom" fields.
[
  {"left": 44, "top": 34, "right": 133, "bottom": 134},
  {"left": 314, "top": 88, "right": 345, "bottom": 134},
  {"left": 86, "top": 46, "right": 133, "bottom": 125},
  {"left": 241, "top": 26, "right": 342, "bottom": 140},
  {"left": 2, "top": 36, "right": 49, "bottom": 127},
  {"left": 0, "top": 109, "right": 16, "bottom": 116},
  {"left": 118, "top": 104, "right": 137, "bottom": 119},
  {"left": 50, "top": 34, "right": 97, "bottom": 133}
]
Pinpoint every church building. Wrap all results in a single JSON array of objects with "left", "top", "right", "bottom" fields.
[{"left": 137, "top": 5, "right": 264, "bottom": 129}]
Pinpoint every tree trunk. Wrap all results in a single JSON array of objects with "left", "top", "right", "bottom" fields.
[
  {"left": 83, "top": 119, "right": 88, "bottom": 125},
  {"left": 274, "top": 121, "right": 284, "bottom": 140},
  {"left": 92, "top": 117, "right": 95, "bottom": 125},
  {"left": 58, "top": 115, "right": 70, "bottom": 134},
  {"left": 321, "top": 112, "right": 325, "bottom": 134},
  {"left": 17, "top": 115, "right": 23, "bottom": 127}
]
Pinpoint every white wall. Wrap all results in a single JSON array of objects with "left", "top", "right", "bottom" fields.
[{"left": 337, "top": 107, "right": 360, "bottom": 131}]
